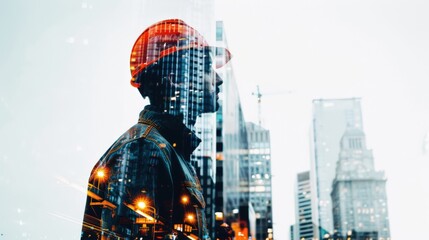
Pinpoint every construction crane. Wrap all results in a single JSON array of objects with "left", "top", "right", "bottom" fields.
[
  {"left": 252, "top": 85, "right": 263, "bottom": 126},
  {"left": 252, "top": 85, "right": 293, "bottom": 127}
]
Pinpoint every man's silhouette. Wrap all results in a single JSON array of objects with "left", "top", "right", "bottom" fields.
[{"left": 81, "top": 19, "right": 231, "bottom": 240}]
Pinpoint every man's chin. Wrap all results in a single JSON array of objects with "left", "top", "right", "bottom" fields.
[{"left": 215, "top": 102, "right": 220, "bottom": 111}]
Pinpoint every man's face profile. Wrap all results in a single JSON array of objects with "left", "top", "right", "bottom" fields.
[
  {"left": 202, "top": 51, "right": 223, "bottom": 113},
  {"left": 203, "top": 68, "right": 223, "bottom": 113}
]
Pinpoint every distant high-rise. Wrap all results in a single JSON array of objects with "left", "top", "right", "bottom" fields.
[
  {"left": 290, "top": 225, "right": 295, "bottom": 240},
  {"left": 215, "top": 21, "right": 253, "bottom": 239},
  {"left": 331, "top": 127, "right": 390, "bottom": 239},
  {"left": 310, "top": 98, "right": 363, "bottom": 238},
  {"left": 294, "top": 171, "right": 316, "bottom": 240},
  {"left": 246, "top": 122, "right": 274, "bottom": 240}
]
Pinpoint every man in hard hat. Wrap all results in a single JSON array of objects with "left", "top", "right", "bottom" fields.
[{"left": 81, "top": 19, "right": 231, "bottom": 240}]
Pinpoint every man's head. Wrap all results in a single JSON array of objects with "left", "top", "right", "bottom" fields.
[
  {"left": 136, "top": 48, "right": 222, "bottom": 114},
  {"left": 129, "top": 19, "right": 231, "bottom": 124}
]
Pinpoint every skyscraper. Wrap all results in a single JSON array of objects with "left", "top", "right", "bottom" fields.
[
  {"left": 294, "top": 171, "right": 316, "bottom": 240},
  {"left": 193, "top": 107, "right": 218, "bottom": 239},
  {"left": 247, "top": 122, "right": 274, "bottom": 240},
  {"left": 215, "top": 21, "right": 253, "bottom": 239},
  {"left": 331, "top": 127, "right": 390, "bottom": 239},
  {"left": 310, "top": 98, "right": 363, "bottom": 238}
]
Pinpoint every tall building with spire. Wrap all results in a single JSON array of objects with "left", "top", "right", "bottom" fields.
[
  {"left": 331, "top": 127, "right": 390, "bottom": 239},
  {"left": 310, "top": 98, "right": 363, "bottom": 238}
]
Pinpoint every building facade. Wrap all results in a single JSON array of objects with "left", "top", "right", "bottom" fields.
[
  {"left": 331, "top": 127, "right": 390, "bottom": 239},
  {"left": 310, "top": 98, "right": 364, "bottom": 238},
  {"left": 215, "top": 21, "right": 254, "bottom": 239},
  {"left": 294, "top": 171, "right": 316, "bottom": 240},
  {"left": 192, "top": 113, "right": 218, "bottom": 239},
  {"left": 246, "top": 122, "right": 274, "bottom": 240}
]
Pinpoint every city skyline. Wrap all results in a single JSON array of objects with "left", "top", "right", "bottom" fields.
[
  {"left": 216, "top": 1, "right": 429, "bottom": 239},
  {"left": 1, "top": 0, "right": 429, "bottom": 239}
]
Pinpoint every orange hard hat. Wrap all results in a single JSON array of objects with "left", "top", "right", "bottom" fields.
[{"left": 129, "top": 19, "right": 232, "bottom": 88}]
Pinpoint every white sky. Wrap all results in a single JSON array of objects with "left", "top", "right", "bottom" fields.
[{"left": 1, "top": 0, "right": 428, "bottom": 239}]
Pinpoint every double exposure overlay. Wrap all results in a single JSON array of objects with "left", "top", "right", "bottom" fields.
[
  {"left": 4, "top": 1, "right": 429, "bottom": 240},
  {"left": 81, "top": 19, "right": 231, "bottom": 240}
]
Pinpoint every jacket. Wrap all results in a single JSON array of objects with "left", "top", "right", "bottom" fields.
[{"left": 81, "top": 105, "right": 209, "bottom": 239}]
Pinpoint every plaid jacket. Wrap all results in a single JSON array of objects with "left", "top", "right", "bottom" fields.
[{"left": 81, "top": 105, "right": 209, "bottom": 239}]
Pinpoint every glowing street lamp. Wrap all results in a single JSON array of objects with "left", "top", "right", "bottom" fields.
[
  {"left": 136, "top": 200, "right": 157, "bottom": 240},
  {"left": 96, "top": 169, "right": 105, "bottom": 178},
  {"left": 186, "top": 214, "right": 194, "bottom": 222},
  {"left": 94, "top": 168, "right": 107, "bottom": 190},
  {"left": 137, "top": 201, "right": 146, "bottom": 210},
  {"left": 181, "top": 195, "right": 189, "bottom": 204}
]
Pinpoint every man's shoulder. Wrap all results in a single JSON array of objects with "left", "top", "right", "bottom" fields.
[
  {"left": 104, "top": 123, "right": 171, "bottom": 157},
  {"left": 91, "top": 123, "right": 174, "bottom": 176}
]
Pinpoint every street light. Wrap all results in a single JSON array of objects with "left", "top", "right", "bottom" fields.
[
  {"left": 180, "top": 195, "right": 195, "bottom": 234},
  {"left": 181, "top": 195, "right": 189, "bottom": 204},
  {"left": 96, "top": 169, "right": 105, "bottom": 178},
  {"left": 136, "top": 200, "right": 157, "bottom": 240},
  {"left": 88, "top": 168, "right": 108, "bottom": 204},
  {"left": 186, "top": 214, "right": 194, "bottom": 222},
  {"left": 94, "top": 168, "right": 108, "bottom": 189}
]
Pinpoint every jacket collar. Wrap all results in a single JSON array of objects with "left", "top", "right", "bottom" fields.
[{"left": 138, "top": 105, "right": 201, "bottom": 159}]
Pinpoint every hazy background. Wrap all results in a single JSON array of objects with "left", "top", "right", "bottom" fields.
[{"left": 1, "top": 0, "right": 429, "bottom": 239}]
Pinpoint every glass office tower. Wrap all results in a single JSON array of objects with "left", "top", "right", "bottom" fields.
[
  {"left": 215, "top": 21, "right": 252, "bottom": 238},
  {"left": 246, "top": 122, "right": 273, "bottom": 240},
  {"left": 310, "top": 98, "right": 363, "bottom": 238}
]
